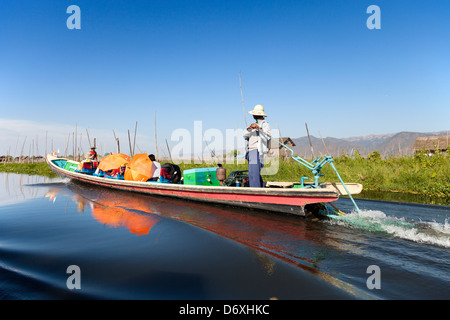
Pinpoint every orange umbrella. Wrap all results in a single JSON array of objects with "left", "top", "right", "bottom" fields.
[
  {"left": 98, "top": 153, "right": 130, "bottom": 171},
  {"left": 124, "top": 153, "right": 155, "bottom": 182}
]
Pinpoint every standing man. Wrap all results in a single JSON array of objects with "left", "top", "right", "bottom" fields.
[{"left": 243, "top": 104, "right": 271, "bottom": 188}]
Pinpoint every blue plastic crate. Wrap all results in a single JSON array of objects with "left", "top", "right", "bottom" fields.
[{"left": 106, "top": 174, "right": 124, "bottom": 180}]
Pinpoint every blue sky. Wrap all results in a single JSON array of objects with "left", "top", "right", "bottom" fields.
[{"left": 0, "top": 0, "right": 449, "bottom": 156}]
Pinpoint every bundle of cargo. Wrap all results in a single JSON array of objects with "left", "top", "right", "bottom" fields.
[
  {"left": 76, "top": 160, "right": 98, "bottom": 174},
  {"left": 159, "top": 163, "right": 182, "bottom": 183}
]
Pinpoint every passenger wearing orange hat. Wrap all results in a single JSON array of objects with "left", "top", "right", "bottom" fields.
[{"left": 243, "top": 104, "right": 271, "bottom": 188}]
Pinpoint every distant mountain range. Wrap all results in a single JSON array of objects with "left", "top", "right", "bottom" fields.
[{"left": 290, "top": 130, "right": 449, "bottom": 158}]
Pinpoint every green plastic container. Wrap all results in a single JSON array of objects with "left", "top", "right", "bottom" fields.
[
  {"left": 64, "top": 161, "right": 79, "bottom": 172},
  {"left": 183, "top": 167, "right": 220, "bottom": 186}
]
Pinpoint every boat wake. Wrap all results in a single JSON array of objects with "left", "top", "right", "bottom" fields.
[
  {"left": 327, "top": 210, "right": 450, "bottom": 248},
  {"left": 24, "top": 181, "right": 68, "bottom": 187}
]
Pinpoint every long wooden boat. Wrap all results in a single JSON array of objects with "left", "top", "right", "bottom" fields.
[{"left": 46, "top": 154, "right": 362, "bottom": 217}]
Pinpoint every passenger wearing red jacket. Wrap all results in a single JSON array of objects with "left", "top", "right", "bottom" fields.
[{"left": 88, "top": 147, "right": 98, "bottom": 161}]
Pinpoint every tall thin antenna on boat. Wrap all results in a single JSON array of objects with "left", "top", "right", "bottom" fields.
[{"left": 239, "top": 70, "right": 247, "bottom": 128}]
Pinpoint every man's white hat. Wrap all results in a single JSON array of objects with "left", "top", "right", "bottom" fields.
[{"left": 248, "top": 104, "right": 267, "bottom": 117}]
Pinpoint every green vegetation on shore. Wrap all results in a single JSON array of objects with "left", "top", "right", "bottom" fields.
[
  {"left": 1, "top": 150, "right": 448, "bottom": 201},
  {"left": 321, "top": 151, "right": 449, "bottom": 199},
  {"left": 0, "top": 162, "right": 58, "bottom": 178},
  {"left": 177, "top": 150, "right": 449, "bottom": 200}
]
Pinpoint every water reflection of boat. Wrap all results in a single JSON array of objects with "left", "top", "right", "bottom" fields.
[
  {"left": 46, "top": 154, "right": 362, "bottom": 217},
  {"left": 50, "top": 183, "right": 375, "bottom": 299},
  {"left": 46, "top": 185, "right": 161, "bottom": 236},
  {"left": 54, "top": 182, "right": 330, "bottom": 267},
  {"left": 91, "top": 204, "right": 159, "bottom": 235}
]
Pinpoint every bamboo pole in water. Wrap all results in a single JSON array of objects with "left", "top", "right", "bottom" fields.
[
  {"left": 305, "top": 123, "right": 315, "bottom": 159},
  {"left": 64, "top": 134, "right": 68, "bottom": 158},
  {"left": 128, "top": 130, "right": 133, "bottom": 157},
  {"left": 68, "top": 132, "right": 71, "bottom": 157},
  {"left": 20, "top": 136, "right": 27, "bottom": 163},
  {"left": 75, "top": 124, "right": 77, "bottom": 160},
  {"left": 45, "top": 131, "right": 48, "bottom": 156},
  {"left": 86, "top": 128, "right": 92, "bottom": 148},
  {"left": 79, "top": 132, "right": 83, "bottom": 161},
  {"left": 318, "top": 130, "right": 330, "bottom": 156},
  {"left": 14, "top": 135, "right": 19, "bottom": 161},
  {"left": 133, "top": 121, "right": 137, "bottom": 157},
  {"left": 166, "top": 138, "right": 172, "bottom": 162},
  {"left": 113, "top": 130, "right": 120, "bottom": 153},
  {"left": 154, "top": 111, "right": 158, "bottom": 160},
  {"left": 36, "top": 135, "right": 39, "bottom": 158},
  {"left": 5, "top": 146, "right": 10, "bottom": 164}
]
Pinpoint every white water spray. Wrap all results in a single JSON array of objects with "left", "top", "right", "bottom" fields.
[{"left": 327, "top": 209, "right": 450, "bottom": 248}]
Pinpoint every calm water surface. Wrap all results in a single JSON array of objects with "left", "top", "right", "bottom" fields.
[{"left": 0, "top": 172, "right": 449, "bottom": 300}]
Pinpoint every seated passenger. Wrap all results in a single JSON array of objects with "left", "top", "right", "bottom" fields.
[
  {"left": 88, "top": 147, "right": 98, "bottom": 161},
  {"left": 148, "top": 154, "right": 161, "bottom": 181},
  {"left": 105, "top": 163, "right": 126, "bottom": 179}
]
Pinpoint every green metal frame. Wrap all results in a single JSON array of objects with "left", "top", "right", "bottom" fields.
[{"left": 268, "top": 135, "right": 360, "bottom": 213}]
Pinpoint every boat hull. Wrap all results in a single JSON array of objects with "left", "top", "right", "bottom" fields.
[{"left": 46, "top": 155, "right": 342, "bottom": 216}]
